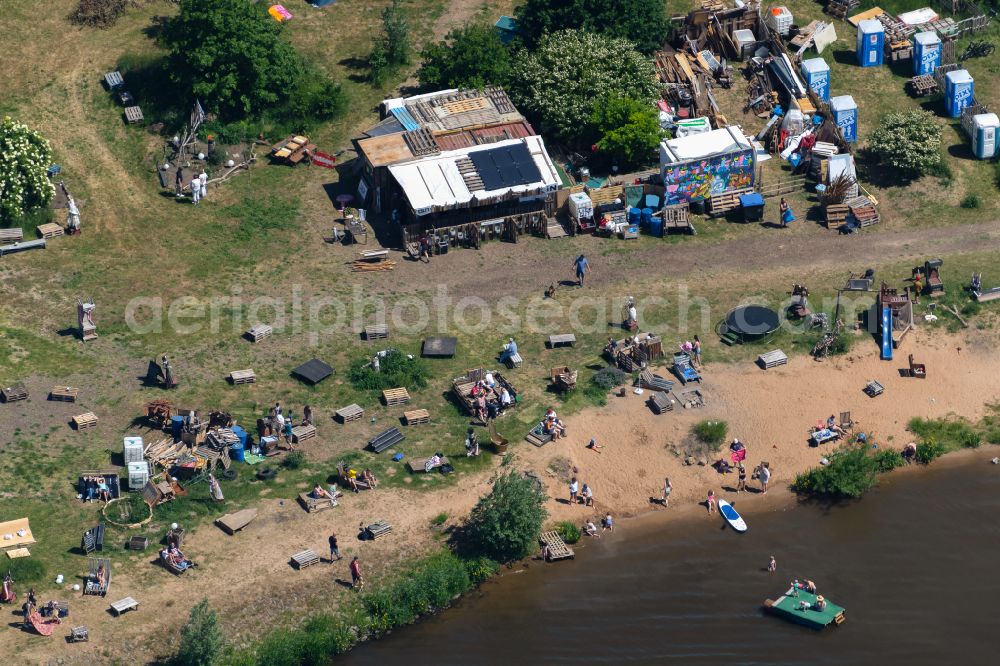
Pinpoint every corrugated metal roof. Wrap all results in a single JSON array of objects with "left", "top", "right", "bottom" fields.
[
  {"left": 391, "top": 107, "right": 420, "bottom": 131},
  {"left": 432, "top": 121, "right": 535, "bottom": 152}
]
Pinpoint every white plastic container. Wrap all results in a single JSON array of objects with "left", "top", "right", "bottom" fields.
[
  {"left": 766, "top": 6, "right": 794, "bottom": 36},
  {"left": 568, "top": 192, "right": 593, "bottom": 221},
  {"left": 123, "top": 436, "right": 144, "bottom": 465},
  {"left": 128, "top": 461, "right": 150, "bottom": 490},
  {"left": 733, "top": 29, "right": 757, "bottom": 59}
]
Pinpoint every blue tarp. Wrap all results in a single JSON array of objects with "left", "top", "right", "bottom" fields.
[{"left": 390, "top": 107, "right": 420, "bottom": 131}]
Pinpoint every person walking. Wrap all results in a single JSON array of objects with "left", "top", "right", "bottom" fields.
[
  {"left": 328, "top": 532, "right": 341, "bottom": 562},
  {"left": 569, "top": 477, "right": 579, "bottom": 505},
  {"left": 349, "top": 556, "right": 364, "bottom": 590},
  {"left": 768, "top": 555, "right": 777, "bottom": 574},
  {"left": 759, "top": 463, "right": 771, "bottom": 494},
  {"left": 706, "top": 489, "right": 717, "bottom": 514},
  {"left": 574, "top": 254, "right": 590, "bottom": 287},
  {"left": 661, "top": 477, "right": 672, "bottom": 506},
  {"left": 780, "top": 197, "right": 795, "bottom": 227},
  {"left": 175, "top": 166, "right": 184, "bottom": 197},
  {"left": 189, "top": 177, "right": 201, "bottom": 205},
  {"left": 692, "top": 335, "right": 702, "bottom": 368}
]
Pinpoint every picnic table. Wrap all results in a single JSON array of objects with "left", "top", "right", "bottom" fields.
[{"left": 548, "top": 334, "right": 577, "bottom": 348}]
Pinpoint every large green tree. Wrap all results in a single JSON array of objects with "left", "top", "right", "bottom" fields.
[
  {"left": 161, "top": 0, "right": 302, "bottom": 120},
  {"left": 464, "top": 465, "right": 546, "bottom": 563},
  {"left": 513, "top": 30, "right": 659, "bottom": 145},
  {"left": 0, "top": 117, "right": 55, "bottom": 224},
  {"left": 592, "top": 96, "right": 663, "bottom": 167},
  {"left": 418, "top": 25, "right": 513, "bottom": 91},
  {"left": 866, "top": 110, "right": 942, "bottom": 179},
  {"left": 515, "top": 0, "right": 669, "bottom": 54}
]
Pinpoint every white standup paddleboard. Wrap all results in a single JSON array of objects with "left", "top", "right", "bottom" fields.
[{"left": 718, "top": 499, "right": 747, "bottom": 532}]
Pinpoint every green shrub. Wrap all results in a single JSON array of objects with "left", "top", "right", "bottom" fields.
[
  {"left": 348, "top": 349, "right": 428, "bottom": 392},
  {"left": 867, "top": 109, "right": 942, "bottom": 178},
  {"left": 174, "top": 598, "right": 224, "bottom": 666},
  {"left": 908, "top": 417, "right": 981, "bottom": 451},
  {"left": 465, "top": 463, "right": 547, "bottom": 562},
  {"left": 593, "top": 366, "right": 627, "bottom": 389},
  {"left": 915, "top": 438, "right": 947, "bottom": 464},
  {"left": 462, "top": 556, "right": 498, "bottom": 584},
  {"left": 872, "top": 448, "right": 905, "bottom": 473},
  {"left": 282, "top": 450, "right": 305, "bottom": 469},
  {"left": 692, "top": 420, "right": 727, "bottom": 448},
  {"left": 431, "top": 512, "right": 448, "bottom": 526},
  {"left": 961, "top": 194, "right": 981, "bottom": 209},
  {"left": 794, "top": 446, "right": 880, "bottom": 499},
  {"left": 554, "top": 520, "right": 581, "bottom": 544}
]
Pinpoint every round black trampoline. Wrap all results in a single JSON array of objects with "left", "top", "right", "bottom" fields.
[{"left": 723, "top": 305, "right": 781, "bottom": 342}]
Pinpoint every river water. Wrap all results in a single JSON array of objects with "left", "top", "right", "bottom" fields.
[{"left": 343, "top": 455, "right": 1000, "bottom": 665}]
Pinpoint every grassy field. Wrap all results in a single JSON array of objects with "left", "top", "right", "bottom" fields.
[{"left": 0, "top": 0, "right": 998, "bottom": 657}]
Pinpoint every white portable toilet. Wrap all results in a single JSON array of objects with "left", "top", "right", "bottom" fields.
[
  {"left": 913, "top": 31, "right": 941, "bottom": 76},
  {"left": 857, "top": 19, "right": 885, "bottom": 68},
  {"left": 829, "top": 95, "right": 858, "bottom": 143},
  {"left": 972, "top": 113, "right": 1000, "bottom": 160},
  {"left": 944, "top": 69, "right": 974, "bottom": 118}
]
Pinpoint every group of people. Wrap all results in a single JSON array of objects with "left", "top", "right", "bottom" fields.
[
  {"left": 343, "top": 466, "right": 378, "bottom": 492},
  {"left": 256, "top": 402, "right": 313, "bottom": 451},
  {"left": 160, "top": 545, "right": 195, "bottom": 571},
  {"left": 174, "top": 166, "right": 209, "bottom": 204},
  {"left": 542, "top": 407, "right": 567, "bottom": 440},
  {"left": 469, "top": 370, "right": 513, "bottom": 422},
  {"left": 582, "top": 513, "right": 614, "bottom": 538},
  {"left": 80, "top": 475, "right": 112, "bottom": 503},
  {"left": 568, "top": 476, "right": 595, "bottom": 507}
]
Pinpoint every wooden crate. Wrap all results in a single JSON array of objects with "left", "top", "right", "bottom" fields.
[
  {"left": 246, "top": 324, "right": 272, "bottom": 343},
  {"left": 335, "top": 403, "right": 364, "bottom": 423},
  {"left": 1, "top": 384, "right": 28, "bottom": 403},
  {"left": 37, "top": 223, "right": 64, "bottom": 239},
  {"left": 403, "top": 408, "right": 430, "bottom": 425},
  {"left": 124, "top": 106, "right": 144, "bottom": 124},
  {"left": 382, "top": 387, "right": 411, "bottom": 406},
  {"left": 73, "top": 412, "right": 98, "bottom": 430},
  {"left": 291, "top": 424, "right": 316, "bottom": 443},
  {"left": 825, "top": 204, "right": 849, "bottom": 229},
  {"left": 291, "top": 549, "right": 320, "bottom": 569},
  {"left": 228, "top": 369, "right": 256, "bottom": 385},
  {"left": 49, "top": 386, "right": 79, "bottom": 402},
  {"left": 0, "top": 228, "right": 24, "bottom": 243}
]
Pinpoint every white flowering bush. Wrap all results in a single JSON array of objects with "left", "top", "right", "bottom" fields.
[
  {"left": 866, "top": 110, "right": 942, "bottom": 178},
  {"left": 0, "top": 117, "right": 55, "bottom": 223},
  {"left": 512, "top": 30, "right": 659, "bottom": 145}
]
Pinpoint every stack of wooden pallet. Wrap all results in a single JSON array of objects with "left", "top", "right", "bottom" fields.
[
  {"left": 757, "top": 349, "right": 788, "bottom": 369},
  {"left": 1, "top": 383, "right": 29, "bottom": 403},
  {"left": 37, "top": 223, "right": 64, "bottom": 239},
  {"left": 291, "top": 424, "right": 316, "bottom": 443},
  {"left": 49, "top": 386, "right": 79, "bottom": 402},
  {"left": 144, "top": 437, "right": 186, "bottom": 469},
  {"left": 827, "top": 0, "right": 858, "bottom": 20},
  {"left": 709, "top": 188, "right": 753, "bottom": 216},
  {"left": 846, "top": 196, "right": 880, "bottom": 227},
  {"left": 403, "top": 408, "right": 430, "bottom": 425},
  {"left": 335, "top": 403, "right": 364, "bottom": 423},
  {"left": 73, "top": 412, "right": 98, "bottom": 430},
  {"left": 825, "top": 204, "right": 849, "bottom": 230},
  {"left": 908, "top": 74, "right": 938, "bottom": 96},
  {"left": 206, "top": 428, "right": 239, "bottom": 450},
  {"left": 366, "top": 520, "right": 393, "bottom": 540},
  {"left": 382, "top": 387, "right": 411, "bottom": 406},
  {"left": 364, "top": 324, "right": 389, "bottom": 341},
  {"left": 649, "top": 391, "right": 673, "bottom": 414},
  {"left": 292, "top": 549, "right": 321, "bottom": 569},
  {"left": 246, "top": 324, "right": 273, "bottom": 343}
]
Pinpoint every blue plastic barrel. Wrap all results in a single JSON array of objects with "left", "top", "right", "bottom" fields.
[
  {"left": 232, "top": 425, "right": 248, "bottom": 447},
  {"left": 641, "top": 208, "right": 653, "bottom": 226},
  {"left": 648, "top": 216, "right": 663, "bottom": 237},
  {"left": 230, "top": 442, "right": 245, "bottom": 463},
  {"left": 170, "top": 416, "right": 184, "bottom": 441},
  {"left": 628, "top": 207, "right": 641, "bottom": 225}
]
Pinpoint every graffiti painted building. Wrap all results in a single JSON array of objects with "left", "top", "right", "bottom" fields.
[{"left": 659, "top": 126, "right": 756, "bottom": 205}]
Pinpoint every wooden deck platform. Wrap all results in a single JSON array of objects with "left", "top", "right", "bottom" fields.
[
  {"left": 336, "top": 403, "right": 364, "bottom": 423},
  {"left": 216, "top": 508, "right": 257, "bottom": 535},
  {"left": 73, "top": 412, "right": 98, "bottom": 430},
  {"left": 229, "top": 369, "right": 256, "bottom": 385},
  {"left": 403, "top": 408, "right": 430, "bottom": 425},
  {"left": 49, "top": 386, "right": 79, "bottom": 402},
  {"left": 382, "top": 387, "right": 411, "bottom": 406},
  {"left": 246, "top": 324, "right": 273, "bottom": 343},
  {"left": 291, "top": 549, "right": 321, "bottom": 569},
  {"left": 764, "top": 588, "right": 845, "bottom": 629},
  {"left": 540, "top": 531, "right": 575, "bottom": 560},
  {"left": 37, "top": 223, "right": 64, "bottom": 239}
]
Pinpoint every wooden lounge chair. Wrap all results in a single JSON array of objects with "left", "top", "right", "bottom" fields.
[{"left": 298, "top": 491, "right": 339, "bottom": 513}]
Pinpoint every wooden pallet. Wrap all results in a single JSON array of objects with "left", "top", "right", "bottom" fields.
[
  {"left": 649, "top": 391, "right": 673, "bottom": 414},
  {"left": 110, "top": 597, "right": 139, "bottom": 616},
  {"left": 336, "top": 403, "right": 364, "bottom": 423},
  {"left": 49, "top": 386, "right": 79, "bottom": 402},
  {"left": 229, "top": 369, "right": 256, "bottom": 385},
  {"left": 291, "top": 549, "right": 321, "bottom": 569},
  {"left": 539, "top": 531, "right": 575, "bottom": 560},
  {"left": 298, "top": 492, "right": 337, "bottom": 513},
  {"left": 0, "top": 228, "right": 24, "bottom": 243},
  {"left": 291, "top": 424, "right": 316, "bottom": 443},
  {"left": 366, "top": 520, "right": 393, "bottom": 540},
  {"left": 382, "top": 387, "right": 411, "bottom": 406},
  {"left": 1, "top": 384, "right": 28, "bottom": 403},
  {"left": 104, "top": 70, "right": 124, "bottom": 89},
  {"left": 124, "top": 106, "right": 144, "bottom": 124},
  {"left": 403, "top": 408, "right": 430, "bottom": 425},
  {"left": 825, "top": 204, "right": 849, "bottom": 229},
  {"left": 73, "top": 412, "right": 98, "bottom": 430},
  {"left": 37, "top": 223, "right": 64, "bottom": 239},
  {"left": 548, "top": 333, "right": 576, "bottom": 348},
  {"left": 709, "top": 188, "right": 752, "bottom": 215},
  {"left": 757, "top": 350, "right": 788, "bottom": 369},
  {"left": 246, "top": 324, "right": 272, "bottom": 343},
  {"left": 505, "top": 352, "right": 523, "bottom": 369},
  {"left": 70, "top": 625, "right": 89, "bottom": 642},
  {"left": 364, "top": 324, "right": 389, "bottom": 340}
]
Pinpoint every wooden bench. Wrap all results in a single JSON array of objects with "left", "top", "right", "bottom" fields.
[
  {"left": 37, "top": 223, "right": 64, "bottom": 239},
  {"left": 291, "top": 423, "right": 316, "bottom": 443},
  {"left": 298, "top": 491, "right": 338, "bottom": 513},
  {"left": 246, "top": 324, "right": 273, "bottom": 343},
  {"left": 382, "top": 387, "right": 411, "bottom": 406},
  {"left": 548, "top": 333, "right": 576, "bottom": 348},
  {"left": 504, "top": 352, "right": 523, "bottom": 369},
  {"left": 73, "top": 412, "right": 98, "bottom": 430},
  {"left": 124, "top": 106, "right": 144, "bottom": 124},
  {"left": 70, "top": 625, "right": 89, "bottom": 642},
  {"left": 757, "top": 350, "right": 788, "bottom": 370},
  {"left": 110, "top": 597, "right": 139, "bottom": 616},
  {"left": 1, "top": 384, "right": 28, "bottom": 403},
  {"left": 228, "top": 369, "right": 256, "bottom": 385},
  {"left": 407, "top": 455, "right": 449, "bottom": 473},
  {"left": 368, "top": 427, "right": 405, "bottom": 453},
  {"left": 49, "top": 386, "right": 79, "bottom": 402},
  {"left": 335, "top": 403, "right": 364, "bottom": 423},
  {"left": 365, "top": 520, "right": 392, "bottom": 540},
  {"left": 291, "top": 549, "right": 321, "bottom": 569},
  {"left": 0, "top": 228, "right": 23, "bottom": 243},
  {"left": 364, "top": 324, "right": 389, "bottom": 340},
  {"left": 403, "top": 408, "right": 430, "bottom": 425}
]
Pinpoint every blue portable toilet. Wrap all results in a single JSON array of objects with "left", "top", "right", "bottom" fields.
[
  {"left": 829, "top": 95, "right": 858, "bottom": 143},
  {"left": 856, "top": 19, "right": 884, "bottom": 68},
  {"left": 913, "top": 31, "right": 941, "bottom": 75},
  {"left": 800, "top": 58, "right": 830, "bottom": 102},
  {"left": 971, "top": 113, "right": 1000, "bottom": 160},
  {"left": 944, "top": 69, "right": 974, "bottom": 118}
]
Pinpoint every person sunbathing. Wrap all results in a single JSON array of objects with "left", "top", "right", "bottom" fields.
[
  {"left": 168, "top": 547, "right": 194, "bottom": 570},
  {"left": 363, "top": 468, "right": 378, "bottom": 488},
  {"left": 95, "top": 565, "right": 108, "bottom": 590},
  {"left": 312, "top": 484, "right": 333, "bottom": 500},
  {"left": 96, "top": 478, "right": 111, "bottom": 502},
  {"left": 346, "top": 469, "right": 360, "bottom": 493}
]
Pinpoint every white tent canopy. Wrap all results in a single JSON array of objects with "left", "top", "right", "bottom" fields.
[{"left": 660, "top": 126, "right": 753, "bottom": 165}]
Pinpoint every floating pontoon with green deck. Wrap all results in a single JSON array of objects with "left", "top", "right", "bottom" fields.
[{"left": 764, "top": 588, "right": 845, "bottom": 629}]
